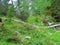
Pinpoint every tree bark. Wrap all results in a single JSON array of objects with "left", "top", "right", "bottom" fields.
[{"left": 17, "top": 0, "right": 21, "bottom": 16}]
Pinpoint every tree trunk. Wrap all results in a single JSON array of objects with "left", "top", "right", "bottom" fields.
[{"left": 17, "top": 0, "right": 21, "bottom": 16}]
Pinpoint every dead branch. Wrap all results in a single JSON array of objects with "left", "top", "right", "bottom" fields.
[
  {"left": 2, "top": 17, "right": 39, "bottom": 29},
  {"left": 48, "top": 24, "right": 60, "bottom": 28}
]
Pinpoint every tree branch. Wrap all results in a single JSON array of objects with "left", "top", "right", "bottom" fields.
[{"left": 48, "top": 24, "right": 60, "bottom": 28}]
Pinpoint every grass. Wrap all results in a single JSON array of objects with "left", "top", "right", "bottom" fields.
[{"left": 0, "top": 17, "right": 60, "bottom": 45}]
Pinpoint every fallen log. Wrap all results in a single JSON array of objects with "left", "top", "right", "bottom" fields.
[
  {"left": 2, "top": 17, "right": 39, "bottom": 29},
  {"left": 11, "top": 19, "right": 39, "bottom": 29},
  {"left": 48, "top": 24, "right": 60, "bottom": 28}
]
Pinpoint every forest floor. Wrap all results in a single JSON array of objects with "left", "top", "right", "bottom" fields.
[{"left": 0, "top": 16, "right": 60, "bottom": 45}]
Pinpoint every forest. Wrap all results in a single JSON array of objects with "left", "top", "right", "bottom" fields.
[{"left": 0, "top": 0, "right": 60, "bottom": 45}]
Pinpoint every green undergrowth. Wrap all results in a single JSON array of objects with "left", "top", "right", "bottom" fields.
[{"left": 0, "top": 17, "right": 60, "bottom": 45}]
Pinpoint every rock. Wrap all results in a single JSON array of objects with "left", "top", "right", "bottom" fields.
[{"left": 48, "top": 22, "right": 53, "bottom": 26}]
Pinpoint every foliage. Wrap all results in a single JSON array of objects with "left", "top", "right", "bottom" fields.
[
  {"left": 0, "top": 19, "right": 60, "bottom": 45},
  {"left": 0, "top": 0, "right": 60, "bottom": 45}
]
